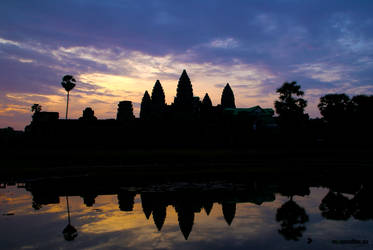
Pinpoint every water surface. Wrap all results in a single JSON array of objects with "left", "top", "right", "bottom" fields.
[{"left": 1, "top": 178, "right": 373, "bottom": 249}]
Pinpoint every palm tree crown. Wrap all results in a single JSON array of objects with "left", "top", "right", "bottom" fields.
[{"left": 61, "top": 75, "right": 76, "bottom": 92}]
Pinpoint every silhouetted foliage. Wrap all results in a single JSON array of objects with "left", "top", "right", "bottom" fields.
[
  {"left": 221, "top": 83, "right": 236, "bottom": 108},
  {"left": 31, "top": 104, "right": 42, "bottom": 113},
  {"left": 116, "top": 101, "right": 135, "bottom": 121},
  {"left": 350, "top": 95, "right": 373, "bottom": 128},
  {"left": 174, "top": 70, "right": 194, "bottom": 112},
  {"left": 32, "top": 201, "right": 42, "bottom": 210},
  {"left": 275, "top": 82, "right": 308, "bottom": 129},
  {"left": 140, "top": 91, "right": 152, "bottom": 120},
  {"left": 276, "top": 199, "right": 309, "bottom": 241},
  {"left": 318, "top": 94, "right": 350, "bottom": 125},
  {"left": 31, "top": 111, "right": 59, "bottom": 123},
  {"left": 317, "top": 94, "right": 373, "bottom": 142},
  {"left": 350, "top": 95, "right": 373, "bottom": 115},
  {"left": 61, "top": 75, "right": 76, "bottom": 92},
  {"left": 31, "top": 104, "right": 42, "bottom": 121},
  {"left": 79, "top": 107, "right": 97, "bottom": 121},
  {"left": 63, "top": 224, "right": 78, "bottom": 241},
  {"left": 351, "top": 186, "right": 373, "bottom": 220},
  {"left": 319, "top": 191, "right": 352, "bottom": 220}
]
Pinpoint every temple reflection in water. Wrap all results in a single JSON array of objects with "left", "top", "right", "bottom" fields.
[{"left": 4, "top": 173, "right": 373, "bottom": 241}]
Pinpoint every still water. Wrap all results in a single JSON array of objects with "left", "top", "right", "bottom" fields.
[{"left": 1, "top": 177, "right": 373, "bottom": 249}]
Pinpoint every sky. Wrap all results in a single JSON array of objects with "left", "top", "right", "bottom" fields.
[{"left": 1, "top": 0, "right": 373, "bottom": 130}]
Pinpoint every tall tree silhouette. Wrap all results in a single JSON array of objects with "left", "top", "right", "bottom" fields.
[
  {"left": 276, "top": 199, "right": 309, "bottom": 241},
  {"left": 350, "top": 95, "right": 373, "bottom": 130},
  {"left": 275, "top": 81, "right": 308, "bottom": 128},
  {"left": 318, "top": 94, "right": 350, "bottom": 125},
  {"left": 140, "top": 91, "right": 152, "bottom": 120},
  {"left": 221, "top": 83, "right": 236, "bottom": 108},
  {"left": 151, "top": 80, "right": 166, "bottom": 117},
  {"left": 174, "top": 70, "right": 194, "bottom": 112},
  {"left": 61, "top": 75, "right": 76, "bottom": 119}
]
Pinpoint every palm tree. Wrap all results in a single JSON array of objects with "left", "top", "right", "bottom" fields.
[
  {"left": 63, "top": 195, "right": 78, "bottom": 241},
  {"left": 61, "top": 75, "right": 76, "bottom": 119}
]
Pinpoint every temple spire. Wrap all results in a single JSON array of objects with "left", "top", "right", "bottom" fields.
[
  {"left": 221, "top": 83, "right": 236, "bottom": 108},
  {"left": 174, "top": 70, "right": 194, "bottom": 112}
]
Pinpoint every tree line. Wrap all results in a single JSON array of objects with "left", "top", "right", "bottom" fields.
[{"left": 274, "top": 81, "right": 373, "bottom": 132}]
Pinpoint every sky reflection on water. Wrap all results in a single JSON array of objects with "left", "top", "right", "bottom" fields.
[{"left": 1, "top": 183, "right": 373, "bottom": 249}]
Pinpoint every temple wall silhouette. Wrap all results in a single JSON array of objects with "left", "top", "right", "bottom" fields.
[{"left": 21, "top": 70, "right": 284, "bottom": 148}]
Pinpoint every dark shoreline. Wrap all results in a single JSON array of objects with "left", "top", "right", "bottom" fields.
[{"left": 2, "top": 146, "right": 373, "bottom": 182}]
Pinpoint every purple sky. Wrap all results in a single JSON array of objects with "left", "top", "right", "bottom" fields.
[{"left": 1, "top": 0, "right": 373, "bottom": 130}]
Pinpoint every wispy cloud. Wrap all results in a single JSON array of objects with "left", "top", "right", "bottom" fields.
[
  {"left": 292, "top": 63, "right": 352, "bottom": 82},
  {"left": 0, "top": 38, "right": 20, "bottom": 46},
  {"left": 209, "top": 38, "right": 239, "bottom": 49}
]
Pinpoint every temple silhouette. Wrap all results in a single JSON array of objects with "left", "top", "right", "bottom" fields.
[
  {"left": 0, "top": 69, "right": 371, "bottom": 151},
  {"left": 0, "top": 69, "right": 368, "bottom": 152},
  {"left": 24, "top": 70, "right": 276, "bottom": 148}
]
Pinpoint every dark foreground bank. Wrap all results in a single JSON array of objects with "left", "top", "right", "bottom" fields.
[{"left": 2, "top": 145, "right": 373, "bottom": 181}]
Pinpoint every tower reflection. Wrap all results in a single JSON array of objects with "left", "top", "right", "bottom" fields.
[{"left": 16, "top": 174, "right": 373, "bottom": 241}]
